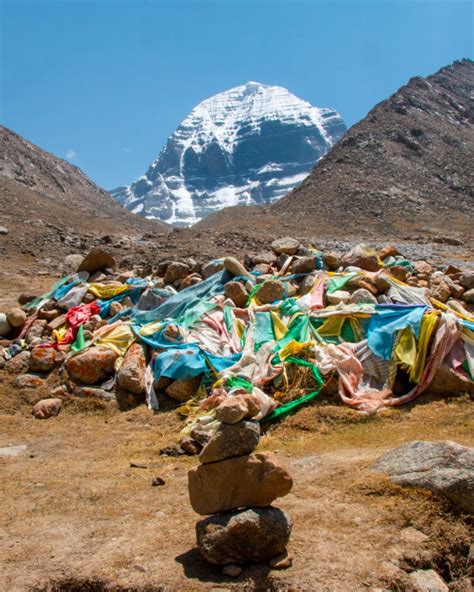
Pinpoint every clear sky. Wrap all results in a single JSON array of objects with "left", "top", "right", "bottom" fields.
[{"left": 1, "top": 0, "right": 472, "bottom": 189}]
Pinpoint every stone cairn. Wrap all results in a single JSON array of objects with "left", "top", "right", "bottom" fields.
[{"left": 187, "top": 394, "right": 294, "bottom": 577}]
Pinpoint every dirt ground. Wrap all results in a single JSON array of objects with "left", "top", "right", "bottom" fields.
[{"left": 0, "top": 382, "right": 473, "bottom": 592}]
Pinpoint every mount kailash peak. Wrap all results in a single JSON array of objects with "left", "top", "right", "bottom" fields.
[{"left": 110, "top": 81, "right": 346, "bottom": 226}]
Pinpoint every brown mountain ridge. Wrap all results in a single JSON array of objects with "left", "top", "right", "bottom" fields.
[{"left": 196, "top": 59, "right": 473, "bottom": 244}]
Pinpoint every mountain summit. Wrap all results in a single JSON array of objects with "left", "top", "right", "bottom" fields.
[{"left": 111, "top": 82, "right": 346, "bottom": 226}]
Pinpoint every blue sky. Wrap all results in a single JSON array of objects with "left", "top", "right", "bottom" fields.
[{"left": 1, "top": 0, "right": 472, "bottom": 189}]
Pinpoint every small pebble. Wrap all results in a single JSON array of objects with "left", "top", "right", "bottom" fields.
[{"left": 222, "top": 563, "right": 242, "bottom": 577}]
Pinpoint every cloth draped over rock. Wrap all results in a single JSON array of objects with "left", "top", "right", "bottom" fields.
[{"left": 15, "top": 261, "right": 474, "bottom": 433}]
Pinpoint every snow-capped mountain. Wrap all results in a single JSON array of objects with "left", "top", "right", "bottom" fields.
[{"left": 111, "top": 81, "right": 346, "bottom": 226}]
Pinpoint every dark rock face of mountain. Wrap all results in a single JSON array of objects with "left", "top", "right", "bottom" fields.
[
  {"left": 272, "top": 59, "right": 473, "bottom": 240},
  {"left": 111, "top": 82, "right": 346, "bottom": 226}
]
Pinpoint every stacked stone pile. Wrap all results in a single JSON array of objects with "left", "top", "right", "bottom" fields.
[{"left": 188, "top": 395, "right": 294, "bottom": 576}]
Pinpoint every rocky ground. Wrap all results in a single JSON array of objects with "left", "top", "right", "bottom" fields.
[
  {"left": 0, "top": 390, "right": 473, "bottom": 592},
  {"left": 0, "top": 237, "right": 473, "bottom": 591}
]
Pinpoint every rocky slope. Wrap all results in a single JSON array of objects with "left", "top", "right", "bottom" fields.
[
  {"left": 111, "top": 82, "right": 346, "bottom": 226},
  {"left": 198, "top": 59, "right": 473, "bottom": 244},
  {"left": 0, "top": 125, "right": 167, "bottom": 232},
  {"left": 0, "top": 126, "right": 168, "bottom": 272}
]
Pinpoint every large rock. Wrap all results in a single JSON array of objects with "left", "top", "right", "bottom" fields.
[
  {"left": 323, "top": 251, "right": 341, "bottom": 270},
  {"left": 196, "top": 507, "right": 293, "bottom": 565},
  {"left": 271, "top": 237, "right": 300, "bottom": 255},
  {"left": 116, "top": 343, "right": 146, "bottom": 394},
  {"left": 29, "top": 346, "right": 58, "bottom": 373},
  {"left": 164, "top": 261, "right": 190, "bottom": 284},
  {"left": 372, "top": 441, "right": 474, "bottom": 513},
  {"left": 291, "top": 256, "right": 316, "bottom": 275},
  {"left": 224, "top": 281, "right": 248, "bottom": 307},
  {"left": 66, "top": 346, "right": 118, "bottom": 384},
  {"left": 408, "top": 569, "right": 448, "bottom": 592},
  {"left": 215, "top": 395, "right": 259, "bottom": 424},
  {"left": 13, "top": 374, "right": 45, "bottom": 389},
  {"left": 0, "top": 313, "right": 11, "bottom": 337},
  {"left": 77, "top": 248, "right": 115, "bottom": 274},
  {"left": 201, "top": 260, "right": 224, "bottom": 279},
  {"left": 5, "top": 351, "right": 31, "bottom": 374},
  {"left": 199, "top": 420, "right": 260, "bottom": 464},
  {"left": 166, "top": 377, "right": 201, "bottom": 402},
  {"left": 326, "top": 290, "right": 350, "bottom": 305},
  {"left": 427, "top": 365, "right": 474, "bottom": 395},
  {"left": 25, "top": 320, "right": 47, "bottom": 346},
  {"left": 6, "top": 307, "right": 27, "bottom": 328},
  {"left": 430, "top": 276, "right": 451, "bottom": 303},
  {"left": 457, "top": 270, "right": 474, "bottom": 290},
  {"left": 462, "top": 288, "right": 474, "bottom": 303},
  {"left": 32, "top": 398, "right": 62, "bottom": 419},
  {"left": 257, "top": 280, "right": 286, "bottom": 304},
  {"left": 342, "top": 244, "right": 379, "bottom": 272},
  {"left": 188, "top": 451, "right": 293, "bottom": 515},
  {"left": 62, "top": 254, "right": 84, "bottom": 274},
  {"left": 349, "top": 288, "right": 377, "bottom": 304}
]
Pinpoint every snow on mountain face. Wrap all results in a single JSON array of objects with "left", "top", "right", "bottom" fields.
[{"left": 111, "top": 82, "right": 346, "bottom": 226}]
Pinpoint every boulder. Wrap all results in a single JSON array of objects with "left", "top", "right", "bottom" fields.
[
  {"left": 215, "top": 395, "right": 259, "bottom": 424},
  {"left": 13, "top": 374, "right": 45, "bottom": 389},
  {"left": 271, "top": 237, "right": 300, "bottom": 255},
  {"left": 291, "top": 257, "right": 316, "bottom": 275},
  {"left": 73, "top": 386, "right": 115, "bottom": 401},
  {"left": 18, "top": 292, "right": 40, "bottom": 305},
  {"left": 408, "top": 570, "right": 448, "bottom": 592},
  {"left": 199, "top": 420, "right": 260, "bottom": 464},
  {"left": 201, "top": 260, "right": 224, "bottom": 279},
  {"left": 457, "top": 271, "right": 474, "bottom": 290},
  {"left": 388, "top": 265, "right": 409, "bottom": 282},
  {"left": 378, "top": 245, "right": 400, "bottom": 260},
  {"left": 25, "top": 320, "right": 47, "bottom": 345},
  {"left": 196, "top": 507, "right": 293, "bottom": 565},
  {"left": 0, "top": 313, "right": 11, "bottom": 337},
  {"left": 427, "top": 365, "right": 474, "bottom": 395},
  {"left": 164, "top": 261, "right": 190, "bottom": 284},
  {"left": 349, "top": 288, "right": 377, "bottom": 305},
  {"left": 430, "top": 276, "right": 451, "bottom": 303},
  {"left": 342, "top": 245, "right": 379, "bottom": 272},
  {"left": 0, "top": 225, "right": 8, "bottom": 235},
  {"left": 257, "top": 280, "right": 286, "bottom": 304},
  {"left": 77, "top": 247, "right": 115, "bottom": 274},
  {"left": 224, "top": 281, "right": 248, "bottom": 308},
  {"left": 188, "top": 451, "right": 293, "bottom": 515},
  {"left": 62, "top": 254, "right": 84, "bottom": 274},
  {"left": 6, "top": 307, "right": 27, "bottom": 328},
  {"left": 181, "top": 273, "right": 203, "bottom": 289},
  {"left": 116, "top": 343, "right": 146, "bottom": 394},
  {"left": 462, "top": 288, "right": 474, "bottom": 304},
  {"left": 32, "top": 398, "right": 62, "bottom": 419},
  {"left": 414, "top": 261, "right": 433, "bottom": 276},
  {"left": 5, "top": 351, "right": 31, "bottom": 374},
  {"left": 323, "top": 251, "right": 341, "bottom": 270},
  {"left": 253, "top": 252, "right": 277, "bottom": 265},
  {"left": 326, "top": 290, "right": 350, "bottom": 305},
  {"left": 223, "top": 257, "right": 253, "bottom": 279},
  {"left": 372, "top": 441, "right": 474, "bottom": 513},
  {"left": 166, "top": 377, "right": 201, "bottom": 402},
  {"left": 66, "top": 346, "right": 117, "bottom": 384},
  {"left": 29, "top": 346, "right": 58, "bottom": 373}
]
